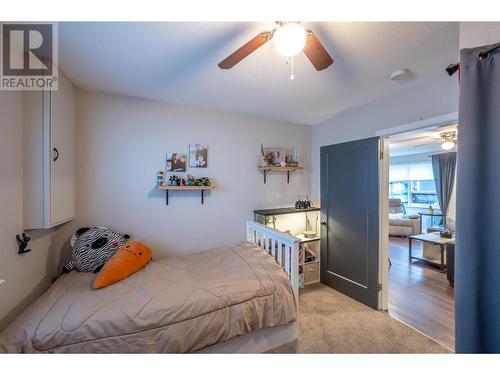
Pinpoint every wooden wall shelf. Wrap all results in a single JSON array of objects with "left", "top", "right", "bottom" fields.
[
  {"left": 258, "top": 166, "right": 303, "bottom": 184},
  {"left": 155, "top": 185, "right": 215, "bottom": 205}
]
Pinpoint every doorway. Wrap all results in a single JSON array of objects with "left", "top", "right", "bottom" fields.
[{"left": 382, "top": 122, "right": 458, "bottom": 351}]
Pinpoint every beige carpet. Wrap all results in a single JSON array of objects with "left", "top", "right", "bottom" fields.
[{"left": 269, "top": 283, "right": 451, "bottom": 353}]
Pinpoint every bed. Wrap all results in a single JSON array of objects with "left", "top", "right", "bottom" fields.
[{"left": 0, "top": 221, "right": 299, "bottom": 353}]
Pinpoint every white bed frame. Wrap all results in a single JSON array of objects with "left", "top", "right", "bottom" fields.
[{"left": 199, "top": 221, "right": 300, "bottom": 353}]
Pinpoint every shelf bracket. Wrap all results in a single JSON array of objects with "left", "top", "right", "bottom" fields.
[
  {"left": 263, "top": 170, "right": 268, "bottom": 184},
  {"left": 201, "top": 189, "right": 204, "bottom": 204},
  {"left": 165, "top": 190, "right": 169, "bottom": 205}
]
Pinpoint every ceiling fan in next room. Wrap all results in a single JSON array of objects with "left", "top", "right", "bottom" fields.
[
  {"left": 413, "top": 131, "right": 458, "bottom": 151},
  {"left": 218, "top": 22, "right": 333, "bottom": 79}
]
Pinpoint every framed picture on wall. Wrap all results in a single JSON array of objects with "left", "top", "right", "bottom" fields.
[
  {"left": 166, "top": 152, "right": 187, "bottom": 172},
  {"left": 189, "top": 144, "right": 208, "bottom": 168},
  {"left": 263, "top": 147, "right": 285, "bottom": 166}
]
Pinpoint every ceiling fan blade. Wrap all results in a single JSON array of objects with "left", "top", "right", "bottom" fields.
[
  {"left": 303, "top": 32, "right": 333, "bottom": 71},
  {"left": 414, "top": 142, "right": 436, "bottom": 148},
  {"left": 218, "top": 32, "right": 270, "bottom": 69}
]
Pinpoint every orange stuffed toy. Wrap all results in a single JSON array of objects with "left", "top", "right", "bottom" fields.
[{"left": 93, "top": 241, "right": 152, "bottom": 289}]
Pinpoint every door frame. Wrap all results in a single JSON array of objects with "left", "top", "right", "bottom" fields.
[
  {"left": 376, "top": 112, "right": 458, "bottom": 310},
  {"left": 378, "top": 137, "right": 390, "bottom": 310}
]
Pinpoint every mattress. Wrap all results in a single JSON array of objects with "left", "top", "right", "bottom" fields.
[{"left": 0, "top": 242, "right": 296, "bottom": 353}]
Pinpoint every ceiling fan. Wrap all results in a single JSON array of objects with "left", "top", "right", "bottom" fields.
[
  {"left": 218, "top": 22, "right": 333, "bottom": 76},
  {"left": 413, "top": 131, "right": 458, "bottom": 150}
]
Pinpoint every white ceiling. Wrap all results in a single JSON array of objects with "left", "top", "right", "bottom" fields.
[
  {"left": 389, "top": 123, "right": 458, "bottom": 157},
  {"left": 58, "top": 22, "right": 459, "bottom": 125}
]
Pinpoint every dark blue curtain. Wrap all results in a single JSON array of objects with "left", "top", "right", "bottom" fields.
[
  {"left": 431, "top": 152, "right": 457, "bottom": 217},
  {"left": 456, "top": 42, "right": 500, "bottom": 353}
]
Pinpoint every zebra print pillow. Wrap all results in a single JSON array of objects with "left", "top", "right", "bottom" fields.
[{"left": 64, "top": 226, "right": 131, "bottom": 273}]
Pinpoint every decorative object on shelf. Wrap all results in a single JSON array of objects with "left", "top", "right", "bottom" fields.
[
  {"left": 166, "top": 174, "right": 213, "bottom": 188},
  {"left": 167, "top": 175, "right": 186, "bottom": 186},
  {"left": 263, "top": 147, "right": 285, "bottom": 166},
  {"left": 156, "top": 175, "right": 215, "bottom": 205},
  {"left": 16, "top": 232, "right": 31, "bottom": 255},
  {"left": 294, "top": 148, "right": 300, "bottom": 163},
  {"left": 259, "top": 144, "right": 269, "bottom": 167},
  {"left": 156, "top": 171, "right": 165, "bottom": 186},
  {"left": 166, "top": 152, "right": 187, "bottom": 172},
  {"left": 295, "top": 197, "right": 303, "bottom": 209},
  {"left": 285, "top": 155, "right": 298, "bottom": 167},
  {"left": 186, "top": 174, "right": 212, "bottom": 187},
  {"left": 189, "top": 144, "right": 208, "bottom": 168},
  {"left": 295, "top": 195, "right": 312, "bottom": 210},
  {"left": 302, "top": 198, "right": 310, "bottom": 209},
  {"left": 201, "top": 177, "right": 213, "bottom": 186}
]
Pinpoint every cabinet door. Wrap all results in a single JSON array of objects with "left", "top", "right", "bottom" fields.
[
  {"left": 48, "top": 73, "right": 75, "bottom": 226},
  {"left": 23, "top": 91, "right": 45, "bottom": 229}
]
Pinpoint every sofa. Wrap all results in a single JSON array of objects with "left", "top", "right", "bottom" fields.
[{"left": 388, "top": 198, "right": 420, "bottom": 236}]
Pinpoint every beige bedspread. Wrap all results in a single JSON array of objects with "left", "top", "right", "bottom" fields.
[{"left": 0, "top": 242, "right": 296, "bottom": 353}]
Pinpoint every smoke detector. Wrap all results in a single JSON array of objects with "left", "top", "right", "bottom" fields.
[{"left": 389, "top": 68, "right": 415, "bottom": 83}]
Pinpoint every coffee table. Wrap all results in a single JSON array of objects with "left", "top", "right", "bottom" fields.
[{"left": 408, "top": 232, "right": 455, "bottom": 271}]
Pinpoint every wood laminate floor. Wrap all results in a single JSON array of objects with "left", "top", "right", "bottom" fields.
[{"left": 388, "top": 237, "right": 455, "bottom": 351}]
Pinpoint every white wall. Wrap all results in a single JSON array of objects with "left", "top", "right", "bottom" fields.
[
  {"left": 76, "top": 90, "right": 311, "bottom": 256},
  {"left": 310, "top": 77, "right": 459, "bottom": 203},
  {"left": 460, "top": 22, "right": 500, "bottom": 49},
  {"left": 0, "top": 91, "right": 75, "bottom": 331}
]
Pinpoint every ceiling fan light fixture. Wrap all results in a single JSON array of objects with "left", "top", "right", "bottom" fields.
[
  {"left": 441, "top": 141, "right": 455, "bottom": 150},
  {"left": 274, "top": 23, "right": 307, "bottom": 57},
  {"left": 440, "top": 131, "right": 457, "bottom": 150}
]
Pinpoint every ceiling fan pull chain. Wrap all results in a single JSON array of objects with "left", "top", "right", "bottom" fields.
[{"left": 290, "top": 56, "right": 295, "bottom": 80}]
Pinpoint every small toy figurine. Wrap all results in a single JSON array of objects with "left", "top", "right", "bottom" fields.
[
  {"left": 186, "top": 174, "right": 195, "bottom": 186},
  {"left": 168, "top": 175, "right": 184, "bottom": 186},
  {"left": 156, "top": 171, "right": 165, "bottom": 186}
]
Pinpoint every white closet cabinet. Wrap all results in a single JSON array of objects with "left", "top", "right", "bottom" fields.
[{"left": 23, "top": 72, "right": 76, "bottom": 229}]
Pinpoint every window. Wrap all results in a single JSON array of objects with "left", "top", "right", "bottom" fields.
[
  {"left": 389, "top": 162, "right": 439, "bottom": 208},
  {"left": 389, "top": 181, "right": 409, "bottom": 204}
]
